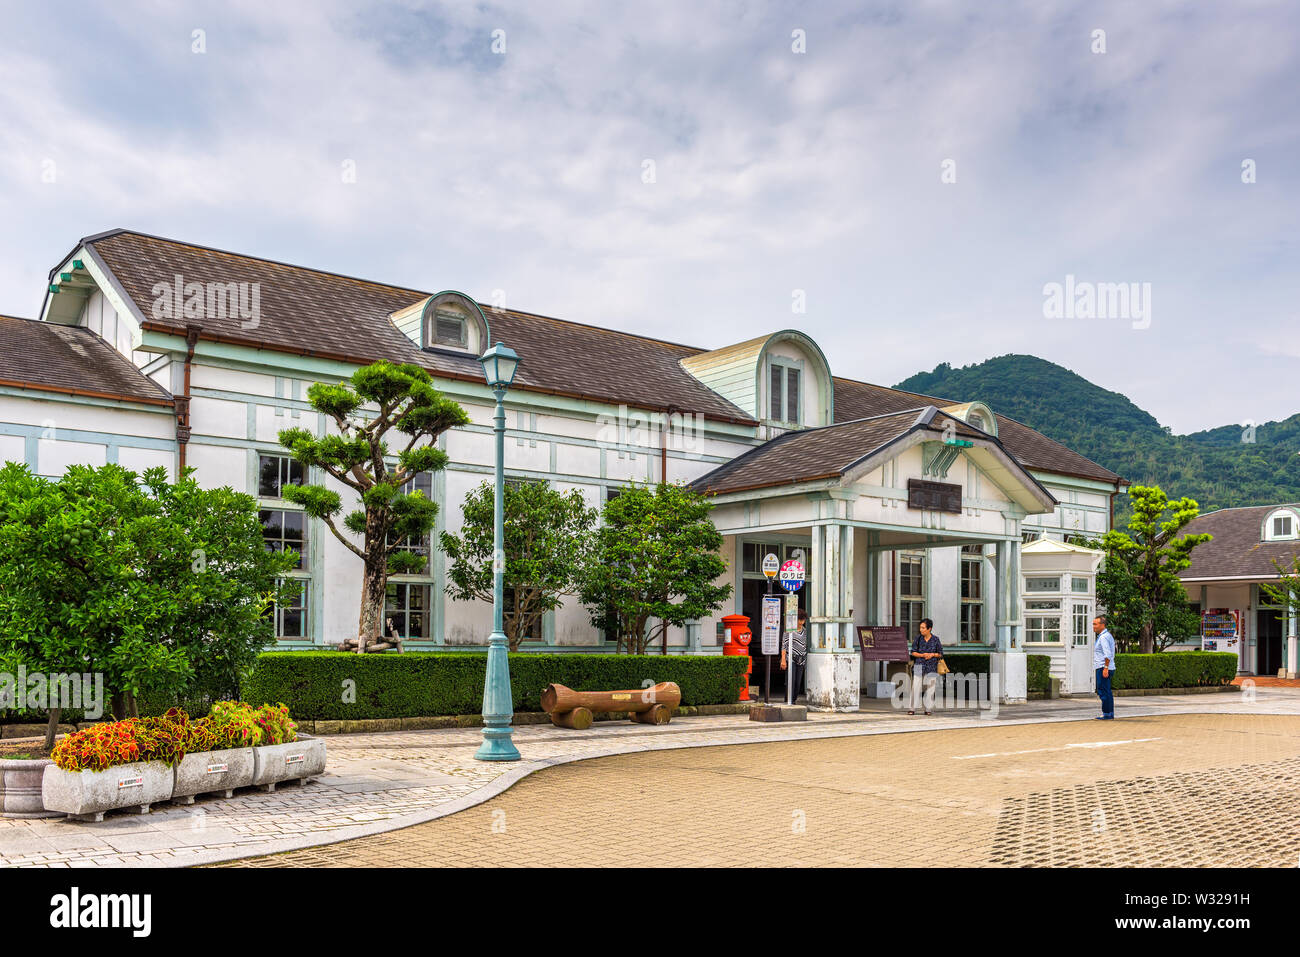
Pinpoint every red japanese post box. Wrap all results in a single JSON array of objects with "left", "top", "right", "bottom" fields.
[{"left": 720, "top": 613, "right": 753, "bottom": 701}]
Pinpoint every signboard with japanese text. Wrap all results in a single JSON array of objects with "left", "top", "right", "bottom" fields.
[
  {"left": 761, "top": 595, "right": 781, "bottom": 655},
  {"left": 907, "top": 479, "right": 962, "bottom": 514},
  {"left": 857, "top": 625, "right": 909, "bottom": 662}
]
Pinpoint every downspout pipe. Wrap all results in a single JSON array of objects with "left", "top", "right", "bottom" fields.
[{"left": 176, "top": 325, "right": 201, "bottom": 474}]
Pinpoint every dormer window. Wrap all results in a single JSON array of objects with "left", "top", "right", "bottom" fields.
[
  {"left": 432, "top": 307, "right": 468, "bottom": 348},
  {"left": 769, "top": 362, "right": 801, "bottom": 424},
  {"left": 968, "top": 412, "right": 986, "bottom": 431},
  {"left": 396, "top": 290, "right": 487, "bottom": 355},
  {"left": 1262, "top": 507, "right": 1300, "bottom": 541}
]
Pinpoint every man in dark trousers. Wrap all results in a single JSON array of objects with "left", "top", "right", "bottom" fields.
[
  {"left": 780, "top": 609, "right": 809, "bottom": 703},
  {"left": 1092, "top": 615, "right": 1117, "bottom": 719}
]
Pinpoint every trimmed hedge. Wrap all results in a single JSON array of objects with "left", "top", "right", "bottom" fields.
[
  {"left": 243, "top": 651, "right": 751, "bottom": 720},
  {"left": 1025, "top": 654, "right": 1051, "bottom": 693},
  {"left": 1111, "top": 652, "right": 1237, "bottom": 689},
  {"left": 939, "top": 653, "right": 1052, "bottom": 694}
]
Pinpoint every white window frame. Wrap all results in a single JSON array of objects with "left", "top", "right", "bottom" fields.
[{"left": 767, "top": 358, "right": 803, "bottom": 426}]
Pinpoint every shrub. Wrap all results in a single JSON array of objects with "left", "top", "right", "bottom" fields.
[
  {"left": 1111, "top": 652, "right": 1237, "bottom": 689},
  {"left": 243, "top": 651, "right": 751, "bottom": 721},
  {"left": 938, "top": 653, "right": 1052, "bottom": 694}
]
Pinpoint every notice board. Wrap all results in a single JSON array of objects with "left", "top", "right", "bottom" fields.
[{"left": 858, "top": 625, "right": 910, "bottom": 662}]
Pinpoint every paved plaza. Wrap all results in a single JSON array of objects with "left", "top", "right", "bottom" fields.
[
  {"left": 226, "top": 712, "right": 1300, "bottom": 868},
  {"left": 2, "top": 689, "right": 1298, "bottom": 867}
]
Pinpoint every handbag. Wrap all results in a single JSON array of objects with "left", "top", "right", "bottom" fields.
[{"left": 937, "top": 656, "right": 951, "bottom": 675}]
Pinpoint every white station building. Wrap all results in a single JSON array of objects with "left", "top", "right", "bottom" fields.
[{"left": 0, "top": 229, "right": 1128, "bottom": 708}]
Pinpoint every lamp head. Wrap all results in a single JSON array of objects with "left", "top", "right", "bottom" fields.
[{"left": 478, "top": 341, "right": 521, "bottom": 390}]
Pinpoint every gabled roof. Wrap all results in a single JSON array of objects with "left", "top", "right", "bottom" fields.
[
  {"left": 1179, "top": 504, "right": 1300, "bottom": 581},
  {"left": 1022, "top": 538, "right": 1103, "bottom": 556},
  {"left": 76, "top": 230, "right": 755, "bottom": 425},
  {"left": 0, "top": 315, "right": 173, "bottom": 407},
  {"left": 689, "top": 405, "right": 1057, "bottom": 513},
  {"left": 832, "top": 377, "right": 1123, "bottom": 485},
  {"left": 38, "top": 228, "right": 1124, "bottom": 485}
]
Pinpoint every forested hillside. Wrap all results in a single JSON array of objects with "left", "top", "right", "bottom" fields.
[{"left": 895, "top": 355, "right": 1300, "bottom": 517}]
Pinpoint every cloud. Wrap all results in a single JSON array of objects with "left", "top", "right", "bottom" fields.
[{"left": 0, "top": 0, "right": 1295, "bottom": 433}]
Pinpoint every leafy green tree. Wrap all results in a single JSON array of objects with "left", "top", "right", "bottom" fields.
[
  {"left": 1093, "top": 485, "right": 1212, "bottom": 653},
  {"left": 441, "top": 480, "right": 597, "bottom": 651},
  {"left": 578, "top": 482, "right": 732, "bottom": 654},
  {"left": 278, "top": 361, "right": 469, "bottom": 652},
  {"left": 0, "top": 462, "right": 295, "bottom": 747},
  {"left": 1260, "top": 556, "right": 1300, "bottom": 639}
]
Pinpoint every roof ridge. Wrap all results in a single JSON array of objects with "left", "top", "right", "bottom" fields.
[
  {"left": 488, "top": 305, "right": 704, "bottom": 352},
  {"left": 86, "top": 228, "right": 433, "bottom": 299}
]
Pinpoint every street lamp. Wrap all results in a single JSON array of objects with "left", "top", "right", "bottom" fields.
[{"left": 475, "top": 341, "right": 522, "bottom": 762}]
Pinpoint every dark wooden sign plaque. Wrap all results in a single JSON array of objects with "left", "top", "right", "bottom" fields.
[
  {"left": 907, "top": 478, "right": 962, "bottom": 514},
  {"left": 858, "top": 625, "right": 910, "bottom": 662}
]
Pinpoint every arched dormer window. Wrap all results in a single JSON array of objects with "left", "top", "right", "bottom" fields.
[
  {"left": 1262, "top": 506, "right": 1300, "bottom": 542},
  {"left": 390, "top": 290, "right": 490, "bottom": 355},
  {"left": 421, "top": 291, "right": 488, "bottom": 355},
  {"left": 943, "top": 400, "right": 998, "bottom": 437}
]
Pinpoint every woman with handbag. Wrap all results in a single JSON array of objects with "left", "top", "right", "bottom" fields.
[{"left": 908, "top": 618, "right": 945, "bottom": 715}]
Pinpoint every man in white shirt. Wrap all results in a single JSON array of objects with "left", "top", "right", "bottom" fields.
[{"left": 1092, "top": 615, "right": 1117, "bottom": 720}]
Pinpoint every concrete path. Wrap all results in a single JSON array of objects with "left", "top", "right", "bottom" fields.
[{"left": 2, "top": 689, "right": 1297, "bottom": 867}]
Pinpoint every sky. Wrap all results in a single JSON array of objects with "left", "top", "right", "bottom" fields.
[{"left": 0, "top": 0, "right": 1296, "bottom": 434}]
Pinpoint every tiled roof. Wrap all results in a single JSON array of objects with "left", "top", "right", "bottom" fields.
[
  {"left": 0, "top": 315, "right": 173, "bottom": 406},
  {"left": 85, "top": 231, "right": 754, "bottom": 424},
  {"left": 690, "top": 407, "right": 989, "bottom": 495},
  {"left": 1179, "top": 505, "right": 1300, "bottom": 581},
  {"left": 65, "top": 229, "right": 1123, "bottom": 484},
  {"left": 832, "top": 377, "right": 1122, "bottom": 484}
]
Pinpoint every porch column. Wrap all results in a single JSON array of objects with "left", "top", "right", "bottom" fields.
[
  {"left": 1288, "top": 607, "right": 1298, "bottom": 680},
  {"left": 991, "top": 539, "right": 1027, "bottom": 703},
  {"left": 806, "top": 520, "right": 860, "bottom": 712}
]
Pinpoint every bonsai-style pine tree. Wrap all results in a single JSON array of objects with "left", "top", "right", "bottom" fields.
[
  {"left": 578, "top": 482, "right": 732, "bottom": 654},
  {"left": 441, "top": 479, "right": 597, "bottom": 650},
  {"left": 278, "top": 361, "right": 469, "bottom": 653},
  {"left": 1095, "top": 484, "right": 1212, "bottom": 653}
]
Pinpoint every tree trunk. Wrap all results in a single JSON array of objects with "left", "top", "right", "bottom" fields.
[
  {"left": 356, "top": 544, "right": 389, "bottom": 654},
  {"left": 111, "top": 693, "right": 127, "bottom": 721},
  {"left": 126, "top": 692, "right": 139, "bottom": 718},
  {"left": 1140, "top": 618, "right": 1154, "bottom": 655},
  {"left": 45, "top": 707, "right": 61, "bottom": 751}
]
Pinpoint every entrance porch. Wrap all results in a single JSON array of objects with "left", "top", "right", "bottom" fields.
[{"left": 692, "top": 406, "right": 1060, "bottom": 710}]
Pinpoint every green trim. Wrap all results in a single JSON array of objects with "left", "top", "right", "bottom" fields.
[
  {"left": 0, "top": 386, "right": 173, "bottom": 417},
  {"left": 140, "top": 333, "right": 760, "bottom": 440}
]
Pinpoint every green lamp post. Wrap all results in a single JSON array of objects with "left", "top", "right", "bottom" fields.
[{"left": 475, "top": 341, "right": 522, "bottom": 762}]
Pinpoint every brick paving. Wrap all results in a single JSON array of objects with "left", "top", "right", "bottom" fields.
[
  {"left": 222, "top": 713, "right": 1300, "bottom": 868},
  {"left": 3, "top": 689, "right": 1298, "bottom": 867}
]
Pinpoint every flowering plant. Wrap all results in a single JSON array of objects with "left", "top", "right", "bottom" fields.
[{"left": 50, "top": 701, "right": 298, "bottom": 771}]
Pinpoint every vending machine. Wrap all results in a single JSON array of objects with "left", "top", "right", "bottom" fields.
[{"left": 1201, "top": 608, "right": 1242, "bottom": 668}]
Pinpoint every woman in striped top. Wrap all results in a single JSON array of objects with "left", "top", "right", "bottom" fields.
[{"left": 780, "top": 609, "right": 809, "bottom": 702}]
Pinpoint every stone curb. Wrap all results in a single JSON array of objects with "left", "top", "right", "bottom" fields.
[
  {"left": 167, "top": 697, "right": 1298, "bottom": 868},
  {"left": 1114, "top": 685, "right": 1240, "bottom": 697},
  {"left": 298, "top": 702, "right": 754, "bottom": 735}
]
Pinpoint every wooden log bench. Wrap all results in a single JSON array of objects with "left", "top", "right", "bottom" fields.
[{"left": 540, "top": 682, "right": 682, "bottom": 730}]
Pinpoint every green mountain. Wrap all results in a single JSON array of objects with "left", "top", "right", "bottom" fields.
[{"left": 894, "top": 355, "right": 1300, "bottom": 518}]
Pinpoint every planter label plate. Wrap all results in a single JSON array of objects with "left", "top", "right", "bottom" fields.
[
  {"left": 285, "top": 754, "right": 304, "bottom": 765},
  {"left": 118, "top": 776, "right": 144, "bottom": 789},
  {"left": 205, "top": 763, "right": 229, "bottom": 774},
  {"left": 611, "top": 693, "right": 631, "bottom": 701}
]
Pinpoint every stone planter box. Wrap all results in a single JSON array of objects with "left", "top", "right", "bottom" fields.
[
  {"left": 42, "top": 760, "right": 174, "bottom": 822},
  {"left": 172, "top": 747, "right": 255, "bottom": 804},
  {"left": 1, "top": 757, "right": 60, "bottom": 819},
  {"left": 251, "top": 734, "right": 326, "bottom": 791}
]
